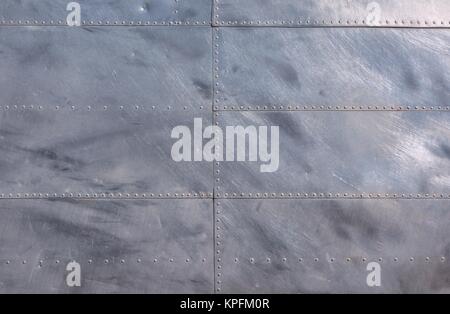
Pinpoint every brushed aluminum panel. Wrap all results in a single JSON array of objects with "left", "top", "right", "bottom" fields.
[
  {"left": 0, "top": 199, "right": 213, "bottom": 293},
  {"left": 0, "top": 0, "right": 211, "bottom": 25},
  {"left": 216, "top": 199, "right": 450, "bottom": 293},
  {"left": 0, "top": 26, "right": 212, "bottom": 109},
  {"left": 0, "top": 108, "right": 212, "bottom": 196},
  {"left": 215, "top": 28, "right": 450, "bottom": 109},
  {"left": 216, "top": 111, "right": 450, "bottom": 195},
  {"left": 214, "top": 0, "right": 450, "bottom": 27}
]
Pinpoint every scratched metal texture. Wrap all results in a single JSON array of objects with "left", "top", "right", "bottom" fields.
[
  {"left": 214, "top": 0, "right": 450, "bottom": 27},
  {"left": 0, "top": 199, "right": 213, "bottom": 293},
  {"left": 1, "top": 0, "right": 450, "bottom": 294},
  {"left": 215, "top": 28, "right": 450, "bottom": 109},
  {"left": 216, "top": 111, "right": 450, "bottom": 195},
  {"left": 0, "top": 0, "right": 212, "bottom": 25},
  {"left": 216, "top": 199, "right": 450, "bottom": 293},
  {"left": 0, "top": 108, "right": 212, "bottom": 196},
  {"left": 0, "top": 26, "right": 212, "bottom": 109}
]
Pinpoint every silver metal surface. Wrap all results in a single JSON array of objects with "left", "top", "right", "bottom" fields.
[
  {"left": 0, "top": 26, "right": 212, "bottom": 109},
  {"left": 0, "top": 0, "right": 212, "bottom": 25},
  {"left": 0, "top": 1, "right": 449, "bottom": 294},
  {"left": 214, "top": 0, "right": 450, "bottom": 27},
  {"left": 0, "top": 107, "right": 212, "bottom": 196},
  {"left": 216, "top": 199, "right": 450, "bottom": 293},
  {"left": 0, "top": 199, "right": 213, "bottom": 293},
  {"left": 215, "top": 28, "right": 450, "bottom": 109},
  {"left": 216, "top": 111, "right": 450, "bottom": 195}
]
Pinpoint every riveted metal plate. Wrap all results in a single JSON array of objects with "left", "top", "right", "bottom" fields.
[
  {"left": 215, "top": 28, "right": 450, "bottom": 109},
  {"left": 0, "top": 26, "right": 211, "bottom": 109},
  {"left": 216, "top": 111, "right": 450, "bottom": 196},
  {"left": 0, "top": 0, "right": 212, "bottom": 25},
  {"left": 0, "top": 108, "right": 212, "bottom": 196},
  {"left": 0, "top": 199, "right": 213, "bottom": 293},
  {"left": 214, "top": 0, "right": 450, "bottom": 27},
  {"left": 216, "top": 199, "right": 450, "bottom": 293}
]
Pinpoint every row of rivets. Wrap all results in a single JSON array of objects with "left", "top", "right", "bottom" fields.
[
  {"left": 213, "top": 27, "right": 222, "bottom": 197},
  {"left": 215, "top": 192, "right": 450, "bottom": 199},
  {"left": 213, "top": 26, "right": 223, "bottom": 293},
  {"left": 215, "top": 20, "right": 450, "bottom": 27},
  {"left": 0, "top": 20, "right": 209, "bottom": 26},
  {"left": 2, "top": 258, "right": 209, "bottom": 265},
  {"left": 0, "top": 105, "right": 206, "bottom": 111},
  {"left": 1, "top": 192, "right": 447, "bottom": 200},
  {"left": 215, "top": 199, "right": 223, "bottom": 293},
  {"left": 0, "top": 192, "right": 213, "bottom": 199},
  {"left": 232, "top": 257, "right": 447, "bottom": 264},
  {"left": 3, "top": 256, "right": 447, "bottom": 266},
  {"left": 215, "top": 105, "right": 450, "bottom": 111}
]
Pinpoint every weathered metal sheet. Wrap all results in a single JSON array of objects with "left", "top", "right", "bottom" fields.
[
  {"left": 215, "top": 28, "right": 450, "bottom": 109},
  {"left": 0, "top": 26, "right": 211, "bottom": 109},
  {"left": 0, "top": 199, "right": 213, "bottom": 293},
  {"left": 1, "top": 0, "right": 449, "bottom": 296},
  {"left": 214, "top": 0, "right": 450, "bottom": 27},
  {"left": 216, "top": 199, "right": 450, "bottom": 293},
  {"left": 0, "top": 108, "right": 212, "bottom": 196},
  {"left": 216, "top": 111, "right": 450, "bottom": 195},
  {"left": 0, "top": 0, "right": 212, "bottom": 25}
]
